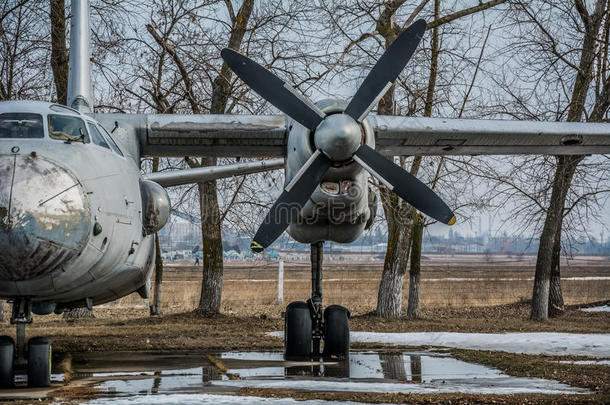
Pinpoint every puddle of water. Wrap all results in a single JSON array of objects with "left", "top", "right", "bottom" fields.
[
  {"left": 13, "top": 373, "right": 65, "bottom": 384},
  {"left": 84, "top": 393, "right": 383, "bottom": 405},
  {"left": 73, "top": 350, "right": 589, "bottom": 399}
]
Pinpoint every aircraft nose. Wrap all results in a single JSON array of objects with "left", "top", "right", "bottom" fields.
[{"left": 0, "top": 154, "right": 90, "bottom": 281}]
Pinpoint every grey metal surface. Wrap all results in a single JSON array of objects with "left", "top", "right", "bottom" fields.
[
  {"left": 286, "top": 100, "right": 376, "bottom": 245},
  {"left": 144, "top": 158, "right": 285, "bottom": 187},
  {"left": 143, "top": 114, "right": 287, "bottom": 157},
  {"left": 0, "top": 155, "right": 90, "bottom": 281},
  {"left": 371, "top": 115, "right": 610, "bottom": 155},
  {"left": 314, "top": 114, "right": 362, "bottom": 161},
  {"left": 139, "top": 180, "right": 170, "bottom": 235},
  {"left": 96, "top": 111, "right": 610, "bottom": 159},
  {"left": 67, "top": 0, "right": 93, "bottom": 113}
]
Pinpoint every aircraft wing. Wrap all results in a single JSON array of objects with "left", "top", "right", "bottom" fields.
[
  {"left": 371, "top": 115, "right": 610, "bottom": 156},
  {"left": 96, "top": 113, "right": 610, "bottom": 158},
  {"left": 95, "top": 113, "right": 287, "bottom": 158}
]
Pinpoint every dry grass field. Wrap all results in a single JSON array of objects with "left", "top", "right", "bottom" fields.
[{"left": 107, "top": 255, "right": 610, "bottom": 317}]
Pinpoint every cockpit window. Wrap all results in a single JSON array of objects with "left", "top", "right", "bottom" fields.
[
  {"left": 0, "top": 113, "right": 44, "bottom": 138},
  {"left": 87, "top": 122, "right": 110, "bottom": 149},
  {"left": 98, "top": 125, "right": 124, "bottom": 157},
  {"left": 48, "top": 114, "right": 89, "bottom": 142}
]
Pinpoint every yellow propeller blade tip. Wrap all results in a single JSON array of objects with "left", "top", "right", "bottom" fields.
[
  {"left": 448, "top": 216, "right": 456, "bottom": 226},
  {"left": 250, "top": 241, "right": 264, "bottom": 254}
]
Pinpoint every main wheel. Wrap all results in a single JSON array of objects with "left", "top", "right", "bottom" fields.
[
  {"left": 285, "top": 301, "right": 312, "bottom": 359},
  {"left": 27, "top": 337, "right": 51, "bottom": 387},
  {"left": 0, "top": 336, "right": 14, "bottom": 388},
  {"left": 323, "top": 305, "right": 350, "bottom": 358}
]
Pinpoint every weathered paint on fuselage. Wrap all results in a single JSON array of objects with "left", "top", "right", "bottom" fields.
[{"left": 0, "top": 100, "right": 154, "bottom": 308}]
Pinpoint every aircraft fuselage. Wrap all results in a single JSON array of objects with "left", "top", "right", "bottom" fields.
[{"left": 0, "top": 100, "right": 159, "bottom": 313}]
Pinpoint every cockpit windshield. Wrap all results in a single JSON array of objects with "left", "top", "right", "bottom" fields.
[
  {"left": 48, "top": 114, "right": 89, "bottom": 142},
  {"left": 0, "top": 113, "right": 44, "bottom": 138}
]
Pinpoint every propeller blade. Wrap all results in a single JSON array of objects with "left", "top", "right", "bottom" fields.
[
  {"left": 353, "top": 144, "right": 456, "bottom": 225},
  {"left": 221, "top": 48, "right": 326, "bottom": 131},
  {"left": 344, "top": 19, "right": 427, "bottom": 122},
  {"left": 251, "top": 150, "right": 332, "bottom": 253}
]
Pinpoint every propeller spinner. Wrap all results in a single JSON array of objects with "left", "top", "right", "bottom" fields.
[{"left": 221, "top": 19, "right": 456, "bottom": 254}]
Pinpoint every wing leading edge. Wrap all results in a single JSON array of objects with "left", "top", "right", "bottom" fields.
[
  {"left": 371, "top": 115, "right": 610, "bottom": 156},
  {"left": 95, "top": 113, "right": 609, "bottom": 158}
]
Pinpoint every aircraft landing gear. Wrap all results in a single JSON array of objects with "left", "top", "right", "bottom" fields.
[
  {"left": 0, "top": 336, "right": 14, "bottom": 388},
  {"left": 0, "top": 299, "right": 52, "bottom": 388},
  {"left": 284, "top": 242, "right": 350, "bottom": 359}
]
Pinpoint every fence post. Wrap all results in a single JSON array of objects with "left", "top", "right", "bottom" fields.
[{"left": 278, "top": 260, "right": 284, "bottom": 306}]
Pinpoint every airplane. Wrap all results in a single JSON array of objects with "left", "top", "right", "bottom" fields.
[{"left": 1, "top": 0, "right": 609, "bottom": 388}]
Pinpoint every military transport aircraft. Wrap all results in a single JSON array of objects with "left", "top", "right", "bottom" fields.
[{"left": 1, "top": 0, "right": 609, "bottom": 388}]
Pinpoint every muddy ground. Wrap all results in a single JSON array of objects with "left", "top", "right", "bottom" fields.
[
  {"left": 0, "top": 302, "right": 608, "bottom": 404},
  {"left": 0, "top": 259, "right": 608, "bottom": 404}
]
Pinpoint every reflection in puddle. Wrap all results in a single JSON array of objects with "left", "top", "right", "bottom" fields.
[{"left": 78, "top": 350, "right": 588, "bottom": 401}]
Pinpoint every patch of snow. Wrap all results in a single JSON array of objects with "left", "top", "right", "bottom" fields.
[
  {"left": 84, "top": 393, "right": 382, "bottom": 405},
  {"left": 213, "top": 378, "right": 588, "bottom": 395},
  {"left": 93, "top": 371, "right": 156, "bottom": 377},
  {"left": 268, "top": 332, "right": 610, "bottom": 358},
  {"left": 580, "top": 305, "right": 610, "bottom": 312},
  {"left": 557, "top": 360, "right": 610, "bottom": 365},
  {"left": 221, "top": 352, "right": 284, "bottom": 361}
]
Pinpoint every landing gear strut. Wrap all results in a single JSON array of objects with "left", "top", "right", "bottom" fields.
[
  {"left": 284, "top": 242, "right": 350, "bottom": 359},
  {"left": 0, "top": 299, "right": 52, "bottom": 388}
]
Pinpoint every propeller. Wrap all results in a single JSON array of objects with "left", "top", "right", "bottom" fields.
[
  {"left": 221, "top": 48, "right": 325, "bottom": 131},
  {"left": 344, "top": 19, "right": 426, "bottom": 122},
  {"left": 221, "top": 19, "right": 456, "bottom": 254}
]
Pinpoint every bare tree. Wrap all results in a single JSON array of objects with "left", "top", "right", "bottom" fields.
[
  {"left": 150, "top": 157, "right": 164, "bottom": 316},
  {"left": 0, "top": 0, "right": 52, "bottom": 101},
  {"left": 486, "top": 0, "right": 610, "bottom": 321},
  {"left": 406, "top": 23, "right": 492, "bottom": 318},
  {"left": 321, "top": 0, "right": 507, "bottom": 318},
  {"left": 142, "top": 0, "right": 310, "bottom": 316}
]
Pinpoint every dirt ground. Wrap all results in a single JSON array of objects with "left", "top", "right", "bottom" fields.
[
  {"left": 0, "top": 259, "right": 608, "bottom": 404},
  {"left": 0, "top": 303, "right": 608, "bottom": 404}
]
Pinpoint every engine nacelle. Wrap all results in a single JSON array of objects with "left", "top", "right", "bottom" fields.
[{"left": 140, "top": 180, "right": 170, "bottom": 235}]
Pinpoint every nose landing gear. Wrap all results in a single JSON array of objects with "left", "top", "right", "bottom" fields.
[
  {"left": 284, "top": 242, "right": 350, "bottom": 359},
  {"left": 0, "top": 299, "right": 52, "bottom": 389}
]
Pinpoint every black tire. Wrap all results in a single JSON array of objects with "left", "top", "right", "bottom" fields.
[
  {"left": 0, "top": 336, "right": 14, "bottom": 388},
  {"left": 27, "top": 337, "right": 51, "bottom": 388},
  {"left": 285, "top": 301, "right": 312, "bottom": 359},
  {"left": 323, "top": 305, "right": 350, "bottom": 358}
]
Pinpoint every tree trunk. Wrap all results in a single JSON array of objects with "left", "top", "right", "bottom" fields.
[
  {"left": 405, "top": 0, "right": 440, "bottom": 319},
  {"left": 63, "top": 306, "right": 94, "bottom": 319},
  {"left": 379, "top": 353, "right": 407, "bottom": 380},
  {"left": 410, "top": 354, "right": 422, "bottom": 383},
  {"left": 194, "top": 165, "right": 224, "bottom": 316},
  {"left": 50, "top": 0, "right": 68, "bottom": 105},
  {"left": 149, "top": 157, "right": 164, "bottom": 316},
  {"left": 407, "top": 214, "right": 424, "bottom": 318},
  {"left": 376, "top": 0, "right": 442, "bottom": 318},
  {"left": 191, "top": 0, "right": 253, "bottom": 317},
  {"left": 531, "top": 155, "right": 581, "bottom": 321},
  {"left": 548, "top": 219, "right": 564, "bottom": 318},
  {"left": 150, "top": 233, "right": 164, "bottom": 316},
  {"left": 531, "top": 0, "right": 605, "bottom": 321},
  {"left": 377, "top": 176, "right": 414, "bottom": 317},
  {"left": 374, "top": 2, "right": 412, "bottom": 319}
]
